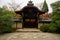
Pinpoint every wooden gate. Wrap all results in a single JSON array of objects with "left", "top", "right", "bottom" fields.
[{"left": 23, "top": 18, "right": 38, "bottom": 28}]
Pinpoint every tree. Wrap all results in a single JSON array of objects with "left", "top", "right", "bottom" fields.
[
  {"left": 42, "top": 0, "right": 49, "bottom": 13},
  {"left": 40, "top": 1, "right": 60, "bottom": 33},
  {"left": 51, "top": 1, "right": 60, "bottom": 23},
  {"left": 7, "top": 0, "right": 22, "bottom": 19},
  {"left": 0, "top": 8, "right": 14, "bottom": 34},
  {"left": 8, "top": 0, "right": 22, "bottom": 11},
  {"left": 2, "top": 5, "right": 9, "bottom": 10},
  {"left": 51, "top": 1, "right": 60, "bottom": 33}
]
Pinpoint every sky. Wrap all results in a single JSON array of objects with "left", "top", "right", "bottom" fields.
[{"left": 0, "top": 0, "right": 59, "bottom": 13}]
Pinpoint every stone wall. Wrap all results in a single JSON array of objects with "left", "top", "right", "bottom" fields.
[
  {"left": 38, "top": 23, "right": 50, "bottom": 29},
  {"left": 12, "top": 22, "right": 50, "bottom": 29},
  {"left": 12, "top": 22, "right": 22, "bottom": 29},
  {"left": 38, "top": 23, "right": 43, "bottom": 29}
]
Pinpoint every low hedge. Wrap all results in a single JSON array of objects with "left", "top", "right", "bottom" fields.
[
  {"left": 40, "top": 23, "right": 60, "bottom": 33},
  {"left": 0, "top": 26, "right": 15, "bottom": 34}
]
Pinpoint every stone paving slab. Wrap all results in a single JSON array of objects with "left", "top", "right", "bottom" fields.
[{"left": 0, "top": 32, "right": 60, "bottom": 40}]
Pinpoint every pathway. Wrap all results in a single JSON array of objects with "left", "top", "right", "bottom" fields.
[{"left": 0, "top": 29, "right": 60, "bottom": 40}]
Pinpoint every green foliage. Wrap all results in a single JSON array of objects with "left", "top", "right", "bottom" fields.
[
  {"left": 40, "top": 1, "right": 60, "bottom": 33},
  {"left": 40, "top": 24, "right": 49, "bottom": 32},
  {"left": 0, "top": 8, "right": 15, "bottom": 34},
  {"left": 51, "top": 1, "right": 60, "bottom": 33},
  {"left": 40, "top": 24, "right": 57, "bottom": 33},
  {"left": 48, "top": 23, "right": 57, "bottom": 33},
  {"left": 42, "top": 0, "right": 49, "bottom": 13}
]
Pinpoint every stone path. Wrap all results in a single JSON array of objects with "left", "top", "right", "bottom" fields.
[{"left": 0, "top": 32, "right": 60, "bottom": 40}]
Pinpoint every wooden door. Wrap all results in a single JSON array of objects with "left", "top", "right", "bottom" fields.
[{"left": 23, "top": 18, "right": 38, "bottom": 28}]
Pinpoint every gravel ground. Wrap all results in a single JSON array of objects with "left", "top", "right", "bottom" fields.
[{"left": 0, "top": 32, "right": 60, "bottom": 40}]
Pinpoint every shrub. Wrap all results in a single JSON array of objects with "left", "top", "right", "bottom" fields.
[
  {"left": 40, "top": 23, "right": 57, "bottom": 33},
  {"left": 0, "top": 8, "right": 15, "bottom": 34},
  {"left": 48, "top": 23, "right": 57, "bottom": 33},
  {"left": 40, "top": 24, "right": 49, "bottom": 32},
  {"left": 55, "top": 21, "right": 60, "bottom": 33}
]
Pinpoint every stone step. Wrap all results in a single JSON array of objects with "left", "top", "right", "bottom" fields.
[{"left": 16, "top": 28, "right": 40, "bottom": 32}]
